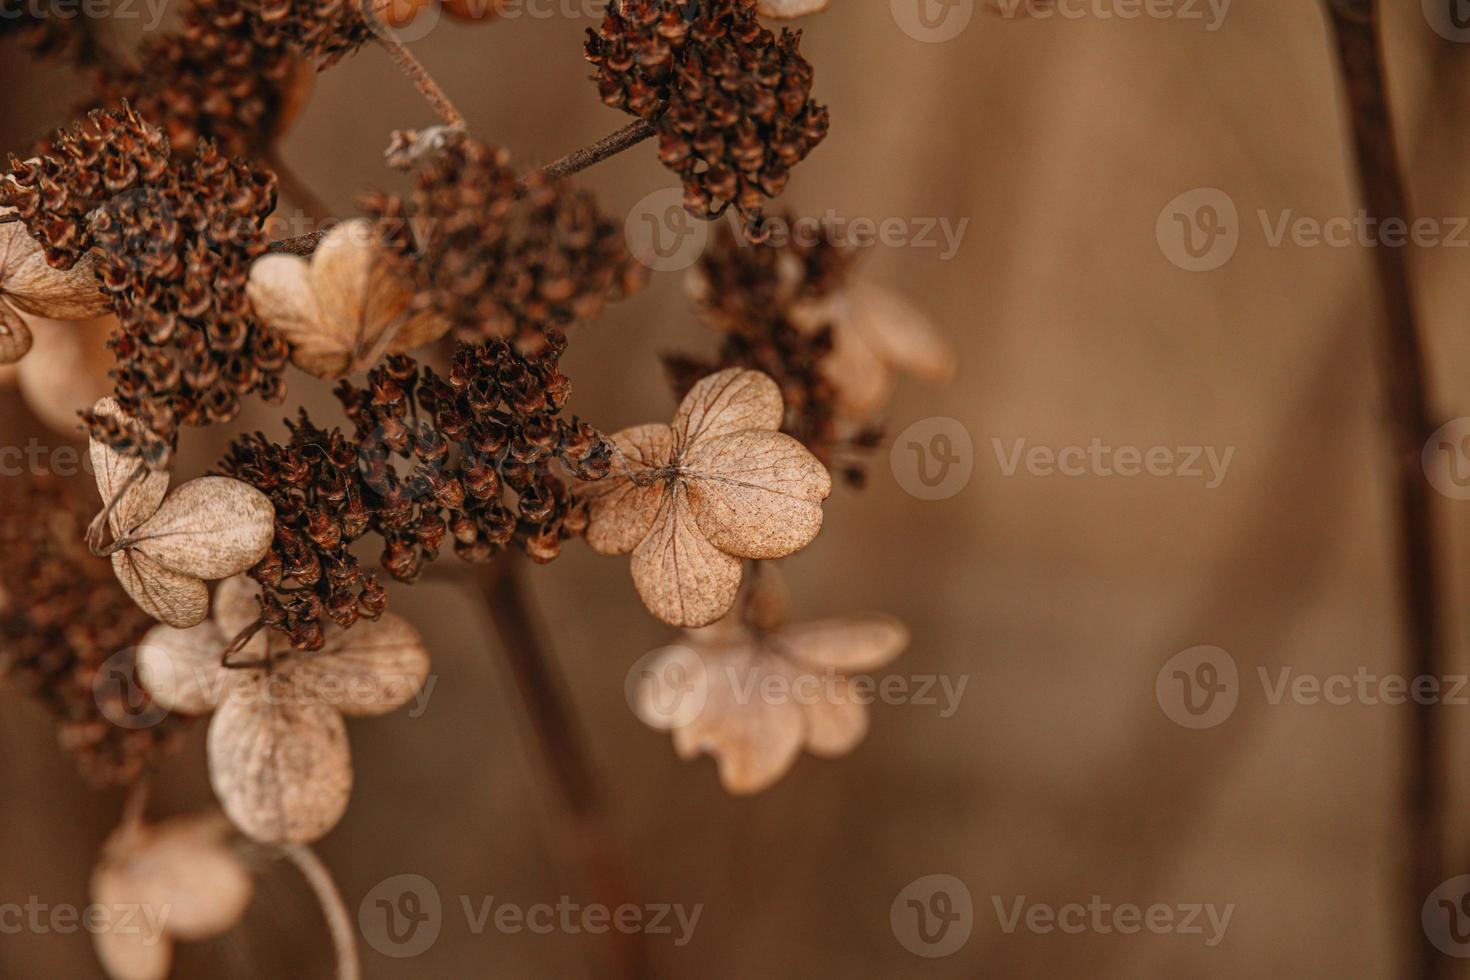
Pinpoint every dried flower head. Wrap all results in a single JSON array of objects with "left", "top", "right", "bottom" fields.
[
  {"left": 247, "top": 218, "right": 451, "bottom": 379},
  {"left": 91, "top": 399, "right": 277, "bottom": 628},
  {"left": 0, "top": 215, "right": 112, "bottom": 365},
  {"left": 364, "top": 130, "right": 646, "bottom": 349},
  {"left": 0, "top": 475, "right": 188, "bottom": 786},
  {"left": 137, "top": 577, "right": 430, "bottom": 843},
  {"left": 585, "top": 0, "right": 830, "bottom": 233},
  {"left": 91, "top": 811, "right": 253, "bottom": 980},
  {"left": 635, "top": 567, "right": 907, "bottom": 793},
  {"left": 580, "top": 368, "right": 832, "bottom": 627}
]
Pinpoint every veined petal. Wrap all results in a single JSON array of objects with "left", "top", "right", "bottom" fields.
[
  {"left": 682, "top": 430, "right": 831, "bottom": 559},
  {"left": 630, "top": 485, "right": 743, "bottom": 628},
  {"left": 287, "top": 613, "right": 430, "bottom": 717},
  {"left": 131, "top": 477, "right": 275, "bottom": 581},
  {"left": 89, "top": 398, "right": 170, "bottom": 535},
  {"left": 113, "top": 550, "right": 209, "bottom": 629},
  {"left": 673, "top": 368, "right": 784, "bottom": 452},
  {"left": 581, "top": 423, "right": 674, "bottom": 556}
]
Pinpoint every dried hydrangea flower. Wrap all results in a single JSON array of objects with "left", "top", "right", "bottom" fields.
[
  {"left": 137, "top": 577, "right": 431, "bottom": 843},
  {"left": 585, "top": 0, "right": 830, "bottom": 232},
  {"left": 246, "top": 218, "right": 451, "bottom": 379},
  {"left": 0, "top": 475, "right": 188, "bottom": 786},
  {"left": 90, "top": 398, "right": 276, "bottom": 628},
  {"left": 635, "top": 568, "right": 908, "bottom": 793},
  {"left": 364, "top": 130, "right": 646, "bottom": 349},
  {"left": 90, "top": 811, "right": 253, "bottom": 980},
  {"left": 0, "top": 216, "right": 111, "bottom": 364},
  {"left": 580, "top": 368, "right": 832, "bottom": 627}
]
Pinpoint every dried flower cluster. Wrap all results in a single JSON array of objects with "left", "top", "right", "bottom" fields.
[
  {"left": 3, "top": 106, "right": 290, "bottom": 467},
  {"left": 223, "top": 337, "right": 607, "bottom": 649},
  {"left": 365, "top": 130, "right": 647, "bottom": 350},
  {"left": 586, "top": 0, "right": 830, "bottom": 232},
  {"left": 0, "top": 475, "right": 188, "bottom": 786},
  {"left": 0, "top": 0, "right": 116, "bottom": 69}
]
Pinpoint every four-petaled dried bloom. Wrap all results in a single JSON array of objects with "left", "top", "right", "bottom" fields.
[
  {"left": 585, "top": 0, "right": 830, "bottom": 234},
  {"left": 0, "top": 474, "right": 189, "bottom": 786},
  {"left": 91, "top": 399, "right": 277, "bottom": 629},
  {"left": 91, "top": 811, "right": 253, "bottom": 980},
  {"left": 580, "top": 368, "right": 831, "bottom": 627},
  {"left": 635, "top": 567, "right": 907, "bottom": 794},
  {"left": 247, "top": 218, "right": 451, "bottom": 379},
  {"left": 0, "top": 214, "right": 112, "bottom": 365},
  {"left": 364, "top": 130, "right": 646, "bottom": 350},
  {"left": 137, "top": 576, "right": 431, "bottom": 843}
]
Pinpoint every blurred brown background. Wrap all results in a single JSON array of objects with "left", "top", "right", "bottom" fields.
[{"left": 6, "top": 0, "right": 1470, "bottom": 976}]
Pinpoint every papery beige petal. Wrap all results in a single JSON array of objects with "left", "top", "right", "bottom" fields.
[
  {"left": 672, "top": 368, "right": 784, "bottom": 451},
  {"left": 845, "top": 282, "right": 956, "bottom": 384},
  {"left": 207, "top": 692, "right": 353, "bottom": 844},
  {"left": 131, "top": 477, "right": 275, "bottom": 580},
  {"left": 5, "top": 245, "right": 111, "bottom": 319},
  {"left": 630, "top": 486, "right": 743, "bottom": 628},
  {"left": 777, "top": 615, "right": 909, "bottom": 671},
  {"left": 136, "top": 621, "right": 230, "bottom": 715},
  {"left": 311, "top": 220, "right": 380, "bottom": 351},
  {"left": 800, "top": 675, "right": 870, "bottom": 757},
  {"left": 288, "top": 612, "right": 430, "bottom": 717},
  {"left": 90, "top": 397, "right": 170, "bottom": 535},
  {"left": 212, "top": 574, "right": 265, "bottom": 642},
  {"left": 822, "top": 317, "right": 895, "bottom": 420},
  {"left": 758, "top": 0, "right": 831, "bottom": 17},
  {"left": 384, "top": 303, "right": 452, "bottom": 353},
  {"left": 17, "top": 314, "right": 115, "bottom": 434},
  {"left": 682, "top": 430, "right": 832, "bottom": 559},
  {"left": 0, "top": 302, "right": 31, "bottom": 363},
  {"left": 633, "top": 642, "right": 715, "bottom": 731},
  {"left": 113, "top": 550, "right": 210, "bottom": 629},
  {"left": 582, "top": 423, "right": 674, "bottom": 555},
  {"left": 247, "top": 253, "right": 356, "bottom": 379},
  {"left": 671, "top": 649, "right": 804, "bottom": 794},
  {"left": 96, "top": 818, "right": 254, "bottom": 942},
  {"left": 90, "top": 864, "right": 172, "bottom": 980}
]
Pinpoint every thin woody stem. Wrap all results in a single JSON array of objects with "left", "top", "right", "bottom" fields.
[
  {"left": 376, "top": 35, "right": 467, "bottom": 130},
  {"left": 1322, "top": 4, "right": 1444, "bottom": 980},
  {"left": 265, "top": 120, "right": 656, "bottom": 256},
  {"left": 475, "top": 557, "right": 650, "bottom": 980},
  {"left": 280, "top": 843, "right": 361, "bottom": 980}
]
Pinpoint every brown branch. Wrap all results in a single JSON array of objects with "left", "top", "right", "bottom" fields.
[
  {"left": 265, "top": 120, "right": 657, "bottom": 256},
  {"left": 1323, "top": 4, "right": 1444, "bottom": 980},
  {"left": 376, "top": 34, "right": 467, "bottom": 130},
  {"left": 475, "top": 557, "right": 651, "bottom": 980}
]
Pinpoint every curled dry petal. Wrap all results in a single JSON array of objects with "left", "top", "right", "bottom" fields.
[
  {"left": 137, "top": 621, "right": 231, "bottom": 715},
  {"left": 112, "top": 550, "right": 211, "bottom": 630},
  {"left": 207, "top": 694, "right": 354, "bottom": 844},
  {"left": 246, "top": 218, "right": 449, "bottom": 380},
  {"left": 0, "top": 303, "right": 31, "bottom": 364},
  {"left": 90, "top": 398, "right": 170, "bottom": 535},
  {"left": 290, "top": 612, "right": 431, "bottom": 717},
  {"left": 128, "top": 477, "right": 276, "bottom": 581}
]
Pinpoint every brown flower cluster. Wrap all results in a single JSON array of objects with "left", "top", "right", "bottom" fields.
[
  {"left": 3, "top": 106, "right": 289, "bottom": 468},
  {"left": 365, "top": 130, "right": 646, "bottom": 350},
  {"left": 223, "top": 337, "right": 608, "bottom": 649},
  {"left": 585, "top": 0, "right": 830, "bottom": 233},
  {"left": 0, "top": 476, "right": 187, "bottom": 786},
  {"left": 664, "top": 218, "right": 880, "bottom": 485},
  {"left": 0, "top": 0, "right": 116, "bottom": 69}
]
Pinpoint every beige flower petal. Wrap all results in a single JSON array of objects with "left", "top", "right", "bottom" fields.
[
  {"left": 758, "top": 0, "right": 830, "bottom": 16},
  {"left": 673, "top": 368, "right": 784, "bottom": 451},
  {"left": 777, "top": 615, "right": 909, "bottom": 672},
  {"left": 631, "top": 486, "right": 743, "bottom": 628},
  {"left": 207, "top": 693, "right": 353, "bottom": 844},
  {"left": 682, "top": 430, "right": 832, "bottom": 559},
  {"left": 845, "top": 282, "right": 956, "bottom": 385},
  {"left": 113, "top": 550, "right": 210, "bottom": 629},
  {"left": 131, "top": 477, "right": 275, "bottom": 580},
  {"left": 90, "top": 397, "right": 170, "bottom": 535},
  {"left": 800, "top": 675, "right": 870, "bottom": 757},
  {"left": 582, "top": 423, "right": 674, "bottom": 556},
  {"left": 18, "top": 315, "right": 115, "bottom": 434},
  {"left": 671, "top": 650, "right": 804, "bottom": 794},
  {"left": 5, "top": 243, "right": 111, "bottom": 319},
  {"left": 95, "top": 818, "right": 254, "bottom": 943},
  {"left": 822, "top": 316, "right": 895, "bottom": 420},
  {"left": 136, "top": 621, "right": 231, "bottom": 715},
  {"left": 90, "top": 865, "right": 172, "bottom": 980},
  {"left": 0, "top": 302, "right": 31, "bottom": 364},
  {"left": 212, "top": 574, "right": 265, "bottom": 642},
  {"left": 287, "top": 612, "right": 430, "bottom": 717},
  {"left": 246, "top": 253, "right": 349, "bottom": 378}
]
